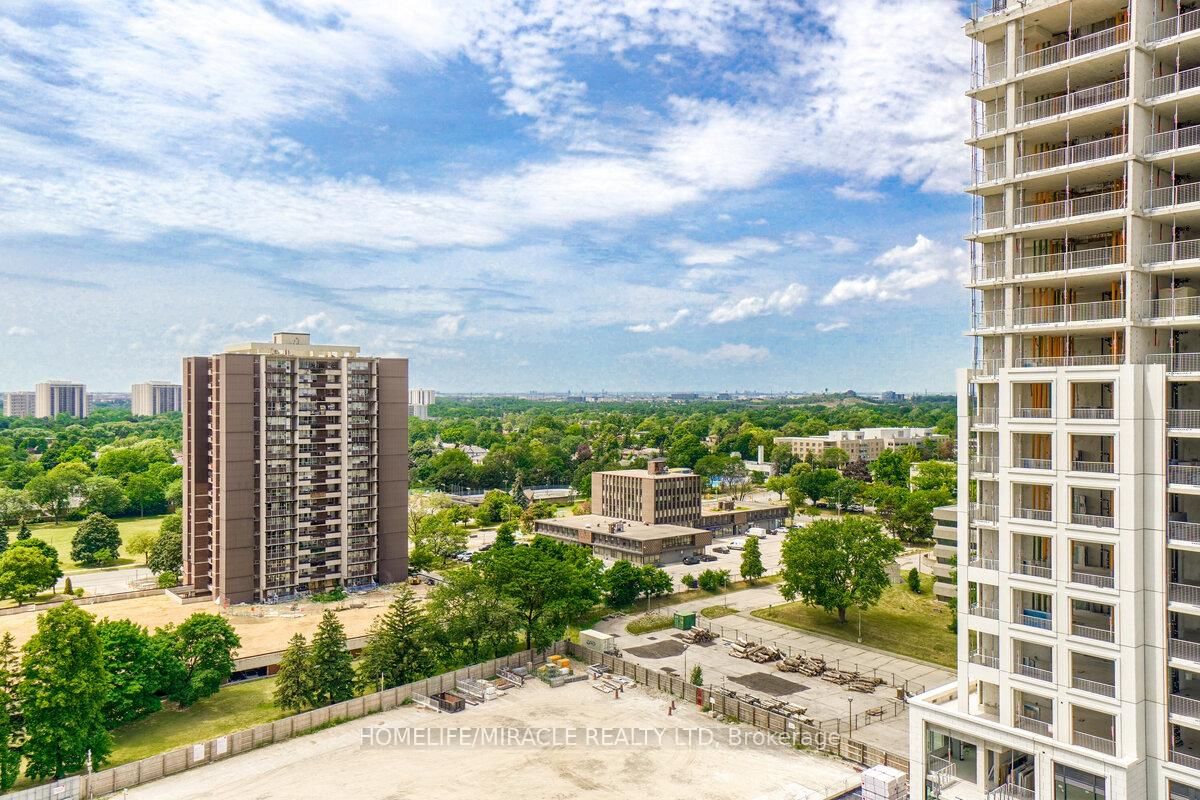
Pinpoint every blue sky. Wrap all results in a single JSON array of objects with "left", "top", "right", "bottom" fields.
[{"left": 0, "top": 0, "right": 972, "bottom": 393}]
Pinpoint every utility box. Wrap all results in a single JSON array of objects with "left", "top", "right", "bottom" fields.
[
  {"left": 580, "top": 629, "right": 617, "bottom": 653},
  {"left": 673, "top": 612, "right": 696, "bottom": 631}
]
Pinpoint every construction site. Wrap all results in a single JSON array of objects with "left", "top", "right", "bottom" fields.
[{"left": 117, "top": 665, "right": 867, "bottom": 800}]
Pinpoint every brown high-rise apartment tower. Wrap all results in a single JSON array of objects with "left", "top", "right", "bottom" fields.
[{"left": 183, "top": 332, "right": 408, "bottom": 605}]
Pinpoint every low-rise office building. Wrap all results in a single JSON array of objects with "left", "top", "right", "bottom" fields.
[
  {"left": 132, "top": 381, "right": 182, "bottom": 416},
  {"left": 698, "top": 498, "right": 790, "bottom": 536},
  {"left": 773, "top": 427, "right": 945, "bottom": 463},
  {"left": 534, "top": 515, "right": 711, "bottom": 565},
  {"left": 3, "top": 391, "right": 34, "bottom": 418},
  {"left": 591, "top": 459, "right": 703, "bottom": 527}
]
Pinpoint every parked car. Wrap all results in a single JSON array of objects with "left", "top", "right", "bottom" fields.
[
  {"left": 699, "top": 553, "right": 718, "bottom": 562},
  {"left": 712, "top": 546, "right": 729, "bottom": 554},
  {"left": 681, "top": 556, "right": 700, "bottom": 566}
]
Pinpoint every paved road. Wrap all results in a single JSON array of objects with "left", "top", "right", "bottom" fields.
[{"left": 58, "top": 566, "right": 152, "bottom": 595}]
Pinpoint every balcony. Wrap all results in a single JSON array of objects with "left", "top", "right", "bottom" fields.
[
  {"left": 1174, "top": 410, "right": 1200, "bottom": 431},
  {"left": 1014, "top": 406, "right": 1051, "bottom": 420},
  {"left": 988, "top": 784, "right": 1035, "bottom": 800},
  {"left": 1016, "top": 135, "right": 1126, "bottom": 176},
  {"left": 1150, "top": 66, "right": 1200, "bottom": 101},
  {"left": 1015, "top": 244, "right": 1125, "bottom": 278},
  {"left": 1016, "top": 662, "right": 1053, "bottom": 683},
  {"left": 1070, "top": 513, "right": 1114, "bottom": 529},
  {"left": 1072, "top": 406, "right": 1114, "bottom": 420},
  {"left": 1014, "top": 715, "right": 1052, "bottom": 737},
  {"left": 1073, "top": 676, "right": 1117, "bottom": 698},
  {"left": 1172, "top": 465, "right": 1200, "bottom": 487},
  {"left": 1149, "top": 353, "right": 1200, "bottom": 374},
  {"left": 1018, "top": 24, "right": 1129, "bottom": 73},
  {"left": 1151, "top": 9, "right": 1200, "bottom": 42},
  {"left": 1015, "top": 560, "right": 1053, "bottom": 580},
  {"left": 1016, "top": 79, "right": 1126, "bottom": 125},
  {"left": 970, "top": 359, "right": 1003, "bottom": 379},
  {"left": 1014, "top": 507, "right": 1052, "bottom": 522},
  {"left": 1172, "top": 521, "right": 1200, "bottom": 545},
  {"left": 1148, "top": 125, "right": 1200, "bottom": 160},
  {"left": 970, "top": 651, "right": 1000, "bottom": 669},
  {"left": 1012, "top": 299, "right": 1125, "bottom": 327},
  {"left": 973, "top": 109, "right": 1008, "bottom": 138},
  {"left": 1144, "top": 295, "right": 1200, "bottom": 321},
  {"left": 972, "top": 407, "right": 999, "bottom": 426},
  {"left": 970, "top": 603, "right": 1000, "bottom": 620},
  {"left": 976, "top": 208, "right": 1007, "bottom": 232},
  {"left": 1014, "top": 353, "right": 1125, "bottom": 368},
  {"left": 1147, "top": 181, "right": 1200, "bottom": 212},
  {"left": 1072, "top": 622, "right": 1114, "bottom": 643},
  {"left": 1015, "top": 457, "right": 1052, "bottom": 471},
  {"left": 1072, "top": 729, "right": 1117, "bottom": 755},
  {"left": 1173, "top": 694, "right": 1200, "bottom": 720},
  {"left": 972, "top": 259, "right": 1004, "bottom": 283},
  {"left": 969, "top": 556, "right": 999, "bottom": 571},
  {"left": 971, "top": 455, "right": 999, "bottom": 473},
  {"left": 1014, "top": 190, "right": 1125, "bottom": 227},
  {"left": 972, "top": 309, "right": 1006, "bottom": 331},
  {"left": 1172, "top": 638, "right": 1200, "bottom": 664},
  {"left": 1016, "top": 611, "right": 1053, "bottom": 631},
  {"left": 1071, "top": 460, "right": 1114, "bottom": 474},
  {"left": 970, "top": 0, "right": 1007, "bottom": 21},
  {"left": 1175, "top": 583, "right": 1200, "bottom": 606},
  {"left": 971, "top": 502, "right": 999, "bottom": 523},
  {"left": 1071, "top": 569, "right": 1115, "bottom": 590}
]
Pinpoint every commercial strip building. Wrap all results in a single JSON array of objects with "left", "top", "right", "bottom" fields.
[
  {"left": 34, "top": 380, "right": 87, "bottom": 418},
  {"left": 910, "top": 3, "right": 1200, "bottom": 798},
  {"left": 2, "top": 391, "right": 34, "bottom": 418},
  {"left": 533, "top": 516, "right": 711, "bottom": 565},
  {"left": 132, "top": 381, "right": 182, "bottom": 416},
  {"left": 182, "top": 332, "right": 408, "bottom": 605},
  {"left": 697, "top": 498, "right": 790, "bottom": 537},
  {"left": 773, "top": 427, "right": 946, "bottom": 463}
]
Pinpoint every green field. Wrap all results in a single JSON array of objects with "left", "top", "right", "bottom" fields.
[
  {"left": 28, "top": 515, "right": 165, "bottom": 571},
  {"left": 752, "top": 577, "right": 955, "bottom": 668},
  {"left": 108, "top": 678, "right": 286, "bottom": 766}
]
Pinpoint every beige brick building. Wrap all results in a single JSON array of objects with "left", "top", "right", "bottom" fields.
[
  {"left": 34, "top": 380, "right": 87, "bottom": 418},
  {"left": 3, "top": 391, "right": 34, "bottom": 418},
  {"left": 132, "top": 381, "right": 182, "bottom": 416},
  {"left": 591, "top": 459, "right": 703, "bottom": 527},
  {"left": 773, "top": 427, "right": 944, "bottom": 463}
]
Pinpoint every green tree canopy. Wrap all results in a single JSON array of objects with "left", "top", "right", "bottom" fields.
[
  {"left": 779, "top": 517, "right": 903, "bottom": 624},
  {"left": 357, "top": 586, "right": 435, "bottom": 692},
  {"left": 71, "top": 513, "right": 122, "bottom": 566},
  {"left": 740, "top": 535, "right": 765, "bottom": 583},
  {"left": 308, "top": 610, "right": 354, "bottom": 707},
  {"left": 159, "top": 613, "right": 240, "bottom": 706}
]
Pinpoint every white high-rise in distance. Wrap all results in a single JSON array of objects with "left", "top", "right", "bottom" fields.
[{"left": 909, "top": 1, "right": 1200, "bottom": 798}]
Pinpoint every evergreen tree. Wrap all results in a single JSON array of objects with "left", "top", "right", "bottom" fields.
[
  {"left": 308, "top": 610, "right": 354, "bottom": 706},
  {"left": 740, "top": 536, "right": 765, "bottom": 584},
  {"left": 15, "top": 522, "right": 30, "bottom": 542},
  {"left": 493, "top": 521, "right": 517, "bottom": 549},
  {"left": 690, "top": 664, "right": 703, "bottom": 687},
  {"left": 0, "top": 525, "right": 8, "bottom": 556},
  {"left": 510, "top": 474, "right": 529, "bottom": 509},
  {"left": 356, "top": 587, "right": 434, "bottom": 692},
  {"left": 273, "top": 634, "right": 312, "bottom": 712},
  {"left": 20, "top": 603, "right": 112, "bottom": 780},
  {"left": 70, "top": 513, "right": 121, "bottom": 566},
  {"left": 0, "top": 633, "right": 22, "bottom": 791}
]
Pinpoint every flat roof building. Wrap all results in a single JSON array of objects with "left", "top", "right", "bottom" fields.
[
  {"left": 591, "top": 459, "right": 703, "bottom": 527},
  {"left": 409, "top": 387, "right": 436, "bottom": 420},
  {"left": 3, "top": 391, "right": 34, "bottom": 418},
  {"left": 773, "top": 427, "right": 945, "bottom": 463},
  {"left": 534, "top": 515, "right": 711, "bottom": 565},
  {"left": 34, "top": 381, "right": 87, "bottom": 419},
  {"left": 132, "top": 381, "right": 182, "bottom": 416},
  {"left": 183, "top": 332, "right": 408, "bottom": 605}
]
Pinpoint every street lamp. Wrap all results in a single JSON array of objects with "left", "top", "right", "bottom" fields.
[{"left": 847, "top": 698, "right": 854, "bottom": 735}]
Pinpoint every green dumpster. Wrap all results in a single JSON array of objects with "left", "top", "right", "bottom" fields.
[{"left": 673, "top": 612, "right": 695, "bottom": 631}]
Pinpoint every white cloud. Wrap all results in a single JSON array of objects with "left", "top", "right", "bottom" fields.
[
  {"left": 825, "top": 236, "right": 858, "bottom": 255},
  {"left": 821, "top": 235, "right": 966, "bottom": 305},
  {"left": 708, "top": 282, "right": 808, "bottom": 323},
  {"left": 290, "top": 311, "right": 335, "bottom": 331},
  {"left": 231, "top": 314, "right": 273, "bottom": 333},
  {"left": 434, "top": 314, "right": 466, "bottom": 337},
  {"left": 815, "top": 321, "right": 849, "bottom": 332},
  {"left": 667, "top": 236, "right": 781, "bottom": 266},
  {"left": 626, "top": 309, "right": 691, "bottom": 333},
  {"left": 631, "top": 342, "right": 770, "bottom": 366},
  {"left": 833, "top": 184, "right": 884, "bottom": 202},
  {"left": 6, "top": 326, "right": 32, "bottom": 337}
]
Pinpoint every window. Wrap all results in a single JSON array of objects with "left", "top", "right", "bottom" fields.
[{"left": 1054, "top": 764, "right": 1105, "bottom": 800}]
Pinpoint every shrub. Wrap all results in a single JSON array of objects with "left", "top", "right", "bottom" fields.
[
  {"left": 312, "top": 586, "right": 348, "bottom": 603},
  {"left": 680, "top": 573, "right": 696, "bottom": 590},
  {"left": 63, "top": 577, "right": 73, "bottom": 595},
  {"left": 690, "top": 665, "right": 703, "bottom": 686},
  {"left": 157, "top": 571, "right": 178, "bottom": 589},
  {"left": 906, "top": 567, "right": 922, "bottom": 594},
  {"left": 697, "top": 569, "right": 728, "bottom": 593}
]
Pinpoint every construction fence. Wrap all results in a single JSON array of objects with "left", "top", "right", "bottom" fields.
[
  {"left": 11, "top": 643, "right": 567, "bottom": 800},
  {"left": 565, "top": 641, "right": 910, "bottom": 778}
]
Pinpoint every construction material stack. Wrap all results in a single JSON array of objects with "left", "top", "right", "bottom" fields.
[
  {"left": 729, "top": 638, "right": 782, "bottom": 662},
  {"left": 821, "top": 669, "right": 885, "bottom": 693},
  {"left": 860, "top": 765, "right": 907, "bottom": 800},
  {"left": 681, "top": 627, "right": 716, "bottom": 644},
  {"left": 776, "top": 654, "right": 826, "bottom": 675}
]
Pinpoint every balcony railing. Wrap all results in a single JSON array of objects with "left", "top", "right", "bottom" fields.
[
  {"left": 1176, "top": 583, "right": 1200, "bottom": 607},
  {"left": 972, "top": 260, "right": 1004, "bottom": 282},
  {"left": 1170, "top": 465, "right": 1200, "bottom": 487},
  {"left": 1071, "top": 406, "right": 1114, "bottom": 420},
  {"left": 1170, "top": 638, "right": 1200, "bottom": 663},
  {"left": 1015, "top": 662, "right": 1053, "bottom": 682},
  {"left": 977, "top": 208, "right": 1007, "bottom": 231},
  {"left": 1170, "top": 520, "right": 1200, "bottom": 544},
  {"left": 971, "top": 502, "right": 999, "bottom": 523},
  {"left": 1015, "top": 560, "right": 1053, "bottom": 579},
  {"left": 969, "top": 556, "right": 1000, "bottom": 571},
  {"left": 1151, "top": 8, "right": 1200, "bottom": 42},
  {"left": 1014, "top": 506, "right": 1052, "bottom": 522},
  {"left": 1071, "top": 460, "right": 1114, "bottom": 474},
  {"left": 1171, "top": 409, "right": 1200, "bottom": 429},
  {"left": 1071, "top": 570, "right": 1115, "bottom": 589},
  {"left": 1143, "top": 239, "right": 1200, "bottom": 266},
  {"left": 1148, "top": 352, "right": 1200, "bottom": 373},
  {"left": 988, "top": 784, "right": 1035, "bottom": 800},
  {"left": 1073, "top": 676, "right": 1116, "bottom": 698},
  {"left": 1014, "top": 406, "right": 1051, "bottom": 419},
  {"left": 1149, "top": 66, "right": 1200, "bottom": 100},
  {"left": 1073, "top": 730, "right": 1117, "bottom": 755},
  {"left": 1147, "top": 124, "right": 1200, "bottom": 157},
  {"left": 1016, "top": 79, "right": 1126, "bottom": 125},
  {"left": 1071, "top": 513, "right": 1114, "bottom": 529},
  {"left": 1016, "top": 134, "right": 1126, "bottom": 175},
  {"left": 1144, "top": 295, "right": 1200, "bottom": 321},
  {"left": 971, "top": 455, "right": 999, "bottom": 473},
  {"left": 974, "top": 109, "right": 1008, "bottom": 137},
  {"left": 1013, "top": 299, "right": 1124, "bottom": 326},
  {"left": 1018, "top": 24, "right": 1129, "bottom": 73},
  {"left": 1071, "top": 622, "right": 1114, "bottom": 643},
  {"left": 973, "top": 60, "right": 1008, "bottom": 88},
  {"left": 1146, "top": 180, "right": 1200, "bottom": 210},
  {"left": 1015, "top": 190, "right": 1125, "bottom": 226},
  {"left": 970, "top": 651, "right": 1000, "bottom": 669},
  {"left": 1015, "top": 457, "right": 1052, "bottom": 471},
  {"left": 1172, "top": 749, "right": 1200, "bottom": 772},
  {"left": 973, "top": 309, "right": 1006, "bottom": 330},
  {"left": 1017, "top": 611, "right": 1053, "bottom": 630},
  {"left": 1014, "top": 354, "right": 1124, "bottom": 368},
  {"left": 970, "top": 359, "right": 1003, "bottom": 378},
  {"left": 970, "top": 603, "right": 1000, "bottom": 619},
  {"left": 1015, "top": 244, "right": 1125, "bottom": 276},
  {"left": 972, "top": 407, "right": 999, "bottom": 426},
  {"left": 1014, "top": 715, "right": 1052, "bottom": 737}
]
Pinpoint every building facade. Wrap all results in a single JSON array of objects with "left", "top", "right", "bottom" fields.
[
  {"left": 591, "top": 459, "right": 703, "bottom": 527},
  {"left": 930, "top": 505, "right": 958, "bottom": 605},
  {"left": 773, "top": 427, "right": 945, "bottom": 463},
  {"left": 183, "top": 332, "right": 408, "bottom": 605},
  {"left": 409, "top": 387, "right": 436, "bottom": 420},
  {"left": 2, "top": 391, "right": 34, "bottom": 418},
  {"left": 132, "top": 381, "right": 182, "bottom": 416},
  {"left": 34, "top": 381, "right": 87, "bottom": 418},
  {"left": 534, "top": 516, "right": 712, "bottom": 565},
  {"left": 910, "top": 2, "right": 1200, "bottom": 798}
]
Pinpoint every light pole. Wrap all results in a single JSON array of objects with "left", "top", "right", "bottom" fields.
[
  {"left": 847, "top": 698, "right": 854, "bottom": 735},
  {"left": 857, "top": 606, "right": 863, "bottom": 644}
]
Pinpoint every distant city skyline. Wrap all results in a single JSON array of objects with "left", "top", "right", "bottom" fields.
[{"left": 0, "top": 1, "right": 970, "bottom": 393}]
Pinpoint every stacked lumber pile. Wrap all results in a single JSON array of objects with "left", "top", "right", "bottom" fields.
[
  {"left": 776, "top": 655, "right": 826, "bottom": 676},
  {"left": 681, "top": 627, "right": 717, "bottom": 644},
  {"left": 821, "top": 668, "right": 886, "bottom": 693},
  {"left": 729, "top": 638, "right": 782, "bottom": 662}
]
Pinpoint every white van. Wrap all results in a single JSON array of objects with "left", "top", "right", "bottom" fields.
[
  {"left": 747, "top": 527, "right": 767, "bottom": 538},
  {"left": 772, "top": 527, "right": 789, "bottom": 536},
  {"left": 729, "top": 539, "right": 746, "bottom": 550}
]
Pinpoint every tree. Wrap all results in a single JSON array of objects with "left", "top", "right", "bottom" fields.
[
  {"left": 148, "top": 512, "right": 183, "bottom": 575},
  {"left": 0, "top": 633, "right": 21, "bottom": 790},
  {"left": 273, "top": 634, "right": 312, "bottom": 711},
  {"left": 0, "top": 547, "right": 59, "bottom": 605},
  {"left": 910, "top": 460, "right": 957, "bottom": 497},
  {"left": 0, "top": 525, "right": 7, "bottom": 558},
  {"left": 869, "top": 449, "right": 911, "bottom": 487},
  {"left": 690, "top": 664, "right": 703, "bottom": 687},
  {"left": 475, "top": 490, "right": 517, "bottom": 526},
  {"left": 827, "top": 477, "right": 863, "bottom": 513},
  {"left": 308, "top": 610, "right": 354, "bottom": 706},
  {"left": 697, "top": 569, "right": 725, "bottom": 592},
  {"left": 15, "top": 521, "right": 29, "bottom": 541},
  {"left": 493, "top": 522, "right": 517, "bottom": 548},
  {"left": 740, "top": 536, "right": 765, "bottom": 583},
  {"left": 96, "top": 619, "right": 170, "bottom": 726},
  {"left": 20, "top": 603, "right": 112, "bottom": 780},
  {"left": 638, "top": 564, "right": 673, "bottom": 605},
  {"left": 842, "top": 459, "right": 872, "bottom": 482},
  {"left": 124, "top": 474, "right": 165, "bottom": 516},
  {"left": 765, "top": 475, "right": 792, "bottom": 501},
  {"left": 779, "top": 517, "right": 903, "bottom": 624},
  {"left": 156, "top": 571, "right": 178, "bottom": 588},
  {"left": 159, "top": 613, "right": 240, "bottom": 706},
  {"left": 426, "top": 569, "right": 520, "bottom": 663},
  {"left": 510, "top": 474, "right": 529, "bottom": 508},
  {"left": 411, "top": 512, "right": 469, "bottom": 562},
  {"left": 818, "top": 447, "right": 850, "bottom": 470},
  {"left": 603, "top": 560, "right": 643, "bottom": 607},
  {"left": 0, "top": 488, "right": 34, "bottom": 529},
  {"left": 666, "top": 435, "right": 708, "bottom": 470},
  {"left": 71, "top": 512, "right": 122, "bottom": 566},
  {"left": 125, "top": 529, "right": 158, "bottom": 564},
  {"left": 82, "top": 476, "right": 128, "bottom": 517},
  {"left": 892, "top": 490, "right": 945, "bottom": 544},
  {"left": 907, "top": 567, "right": 923, "bottom": 594},
  {"left": 791, "top": 468, "right": 839, "bottom": 507},
  {"left": 357, "top": 586, "right": 435, "bottom": 692}
]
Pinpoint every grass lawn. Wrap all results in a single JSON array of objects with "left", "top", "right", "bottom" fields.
[
  {"left": 28, "top": 515, "right": 165, "bottom": 570},
  {"left": 700, "top": 605, "right": 738, "bottom": 619},
  {"left": 751, "top": 577, "right": 955, "bottom": 668},
  {"left": 108, "top": 678, "right": 286, "bottom": 766}
]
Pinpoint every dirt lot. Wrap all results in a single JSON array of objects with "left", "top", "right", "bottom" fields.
[
  {"left": 0, "top": 585, "right": 423, "bottom": 655},
  {"left": 120, "top": 676, "right": 860, "bottom": 799}
]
